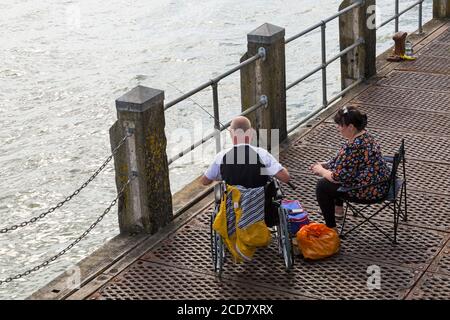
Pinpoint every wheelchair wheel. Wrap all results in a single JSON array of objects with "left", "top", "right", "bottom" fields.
[
  {"left": 277, "top": 207, "right": 294, "bottom": 271},
  {"left": 210, "top": 211, "right": 224, "bottom": 277}
]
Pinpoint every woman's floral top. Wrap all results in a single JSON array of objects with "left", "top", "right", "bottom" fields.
[{"left": 327, "top": 131, "right": 390, "bottom": 200}]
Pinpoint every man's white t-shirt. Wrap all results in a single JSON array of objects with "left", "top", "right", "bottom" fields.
[{"left": 204, "top": 144, "right": 283, "bottom": 181}]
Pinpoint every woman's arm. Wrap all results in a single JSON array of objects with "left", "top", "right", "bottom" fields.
[{"left": 311, "top": 163, "right": 340, "bottom": 183}]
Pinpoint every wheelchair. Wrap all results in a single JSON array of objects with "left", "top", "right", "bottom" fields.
[{"left": 210, "top": 179, "right": 294, "bottom": 277}]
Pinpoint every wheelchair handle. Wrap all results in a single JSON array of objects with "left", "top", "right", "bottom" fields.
[{"left": 286, "top": 181, "right": 296, "bottom": 190}]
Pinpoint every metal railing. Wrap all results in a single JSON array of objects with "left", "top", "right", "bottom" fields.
[
  {"left": 285, "top": 0, "right": 365, "bottom": 134},
  {"left": 163, "top": 1, "right": 429, "bottom": 161},
  {"left": 164, "top": 1, "right": 428, "bottom": 160},
  {"left": 167, "top": 95, "right": 267, "bottom": 165},
  {"left": 165, "top": 49, "right": 267, "bottom": 164},
  {"left": 377, "top": 0, "right": 424, "bottom": 33},
  {"left": 285, "top": 0, "right": 426, "bottom": 134}
]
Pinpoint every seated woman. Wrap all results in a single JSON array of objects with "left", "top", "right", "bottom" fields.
[{"left": 310, "top": 106, "right": 390, "bottom": 231}]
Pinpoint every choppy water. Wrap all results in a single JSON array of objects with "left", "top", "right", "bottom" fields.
[{"left": 0, "top": 0, "right": 433, "bottom": 299}]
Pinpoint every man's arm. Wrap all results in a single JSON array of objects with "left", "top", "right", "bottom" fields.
[
  {"left": 200, "top": 175, "right": 213, "bottom": 186},
  {"left": 275, "top": 168, "right": 290, "bottom": 183},
  {"left": 201, "top": 152, "right": 223, "bottom": 185},
  {"left": 259, "top": 148, "right": 291, "bottom": 183}
]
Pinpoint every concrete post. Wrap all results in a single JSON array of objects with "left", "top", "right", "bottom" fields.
[
  {"left": 434, "top": 0, "right": 450, "bottom": 18},
  {"left": 339, "top": 0, "right": 376, "bottom": 91},
  {"left": 109, "top": 85, "right": 172, "bottom": 235},
  {"left": 240, "top": 23, "right": 287, "bottom": 150}
]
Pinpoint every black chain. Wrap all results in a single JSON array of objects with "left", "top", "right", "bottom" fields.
[
  {"left": 0, "top": 177, "right": 132, "bottom": 285},
  {"left": 0, "top": 133, "right": 131, "bottom": 234}
]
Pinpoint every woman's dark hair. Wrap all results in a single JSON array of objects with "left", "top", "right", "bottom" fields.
[{"left": 333, "top": 106, "right": 368, "bottom": 131}]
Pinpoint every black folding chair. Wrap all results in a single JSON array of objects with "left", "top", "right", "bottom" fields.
[{"left": 338, "top": 139, "right": 407, "bottom": 244}]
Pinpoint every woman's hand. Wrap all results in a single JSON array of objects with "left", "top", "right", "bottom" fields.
[
  {"left": 310, "top": 162, "right": 329, "bottom": 171},
  {"left": 319, "top": 161, "right": 329, "bottom": 169},
  {"left": 310, "top": 162, "right": 325, "bottom": 176},
  {"left": 311, "top": 162, "right": 340, "bottom": 184}
]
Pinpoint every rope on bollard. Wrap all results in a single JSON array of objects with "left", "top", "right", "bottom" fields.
[
  {"left": 0, "top": 176, "right": 133, "bottom": 285},
  {"left": 0, "top": 132, "right": 132, "bottom": 234}
]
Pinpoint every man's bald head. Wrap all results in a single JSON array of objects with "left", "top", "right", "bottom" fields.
[
  {"left": 230, "top": 116, "right": 253, "bottom": 145},
  {"left": 230, "top": 116, "right": 252, "bottom": 132}
]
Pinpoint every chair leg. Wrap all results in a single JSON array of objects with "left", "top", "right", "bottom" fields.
[
  {"left": 339, "top": 203, "right": 349, "bottom": 239},
  {"left": 396, "top": 183, "right": 407, "bottom": 223},
  {"left": 402, "top": 156, "right": 408, "bottom": 222},
  {"left": 352, "top": 203, "right": 358, "bottom": 217},
  {"left": 393, "top": 200, "right": 398, "bottom": 245},
  {"left": 403, "top": 181, "right": 408, "bottom": 222}
]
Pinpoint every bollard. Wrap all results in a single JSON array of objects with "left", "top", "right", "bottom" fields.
[
  {"left": 339, "top": 0, "right": 376, "bottom": 91},
  {"left": 393, "top": 32, "right": 408, "bottom": 56},
  {"left": 109, "top": 86, "right": 172, "bottom": 235},
  {"left": 240, "top": 23, "right": 287, "bottom": 150},
  {"left": 433, "top": 0, "right": 450, "bottom": 19}
]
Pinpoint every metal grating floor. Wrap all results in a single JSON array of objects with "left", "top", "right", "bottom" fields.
[
  {"left": 85, "top": 24, "right": 450, "bottom": 300},
  {"left": 419, "top": 42, "right": 450, "bottom": 58},
  {"left": 428, "top": 242, "right": 450, "bottom": 276},
  {"left": 435, "top": 29, "right": 450, "bottom": 43},
  {"left": 296, "top": 123, "right": 450, "bottom": 164},
  {"left": 89, "top": 261, "right": 305, "bottom": 300},
  {"left": 376, "top": 71, "right": 450, "bottom": 93},
  {"left": 326, "top": 103, "right": 450, "bottom": 136},
  {"left": 137, "top": 224, "right": 419, "bottom": 300},
  {"left": 353, "top": 86, "right": 450, "bottom": 113},
  {"left": 396, "top": 55, "right": 450, "bottom": 75},
  {"left": 407, "top": 272, "right": 450, "bottom": 300}
]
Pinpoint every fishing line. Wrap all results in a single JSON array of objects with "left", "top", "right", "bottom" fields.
[{"left": 168, "top": 83, "right": 228, "bottom": 130}]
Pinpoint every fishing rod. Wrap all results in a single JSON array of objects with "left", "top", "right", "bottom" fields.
[
  {"left": 168, "top": 83, "right": 228, "bottom": 130},
  {"left": 168, "top": 83, "right": 297, "bottom": 191}
]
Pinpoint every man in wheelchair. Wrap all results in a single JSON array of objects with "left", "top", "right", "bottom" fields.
[
  {"left": 201, "top": 116, "right": 293, "bottom": 271},
  {"left": 201, "top": 115, "right": 290, "bottom": 229},
  {"left": 200, "top": 116, "right": 290, "bottom": 188}
]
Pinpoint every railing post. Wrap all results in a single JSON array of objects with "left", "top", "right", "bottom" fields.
[
  {"left": 240, "top": 23, "right": 287, "bottom": 149},
  {"left": 433, "top": 0, "right": 450, "bottom": 18},
  {"left": 109, "top": 85, "right": 172, "bottom": 235},
  {"left": 339, "top": 0, "right": 376, "bottom": 91},
  {"left": 395, "top": 0, "right": 399, "bottom": 33}
]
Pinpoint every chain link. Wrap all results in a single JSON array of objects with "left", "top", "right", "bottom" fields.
[
  {"left": 0, "top": 177, "right": 133, "bottom": 285},
  {"left": 0, "top": 133, "right": 131, "bottom": 234}
]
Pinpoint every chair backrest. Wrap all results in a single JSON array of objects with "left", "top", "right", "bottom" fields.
[{"left": 388, "top": 139, "right": 405, "bottom": 195}]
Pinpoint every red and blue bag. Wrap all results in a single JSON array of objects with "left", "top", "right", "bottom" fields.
[{"left": 281, "top": 200, "right": 310, "bottom": 235}]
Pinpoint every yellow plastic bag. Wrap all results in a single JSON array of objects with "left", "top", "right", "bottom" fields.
[
  {"left": 296, "top": 223, "right": 340, "bottom": 260},
  {"left": 213, "top": 185, "right": 271, "bottom": 263}
]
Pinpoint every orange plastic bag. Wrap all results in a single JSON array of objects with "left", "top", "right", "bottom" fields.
[{"left": 296, "top": 223, "right": 340, "bottom": 260}]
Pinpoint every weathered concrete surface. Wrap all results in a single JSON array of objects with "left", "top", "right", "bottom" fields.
[
  {"left": 241, "top": 23, "right": 287, "bottom": 147},
  {"left": 339, "top": 0, "right": 376, "bottom": 90},
  {"left": 111, "top": 86, "right": 173, "bottom": 235},
  {"left": 30, "top": 18, "right": 450, "bottom": 300},
  {"left": 434, "top": 0, "right": 450, "bottom": 19}
]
